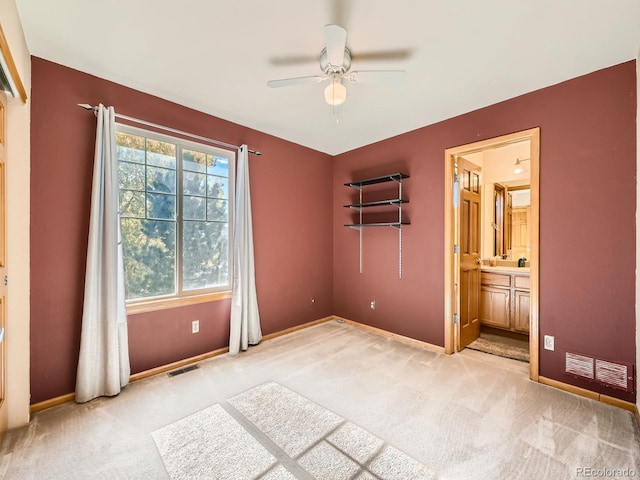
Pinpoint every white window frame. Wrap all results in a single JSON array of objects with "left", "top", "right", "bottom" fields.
[{"left": 116, "top": 123, "right": 235, "bottom": 313}]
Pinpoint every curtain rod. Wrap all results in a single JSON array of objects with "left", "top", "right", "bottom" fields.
[{"left": 77, "top": 103, "right": 262, "bottom": 155}]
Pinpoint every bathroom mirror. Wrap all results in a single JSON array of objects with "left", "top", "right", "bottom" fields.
[
  {"left": 505, "top": 186, "right": 531, "bottom": 260},
  {"left": 485, "top": 184, "right": 530, "bottom": 260}
]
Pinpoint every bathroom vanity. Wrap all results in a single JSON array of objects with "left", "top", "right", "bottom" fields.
[{"left": 479, "top": 266, "right": 530, "bottom": 334}]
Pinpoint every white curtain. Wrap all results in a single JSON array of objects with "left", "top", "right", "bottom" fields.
[
  {"left": 229, "top": 145, "right": 262, "bottom": 354},
  {"left": 76, "top": 104, "right": 130, "bottom": 403}
]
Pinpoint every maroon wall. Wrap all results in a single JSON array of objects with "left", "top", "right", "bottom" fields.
[
  {"left": 333, "top": 61, "right": 637, "bottom": 402},
  {"left": 30, "top": 57, "right": 334, "bottom": 404}
]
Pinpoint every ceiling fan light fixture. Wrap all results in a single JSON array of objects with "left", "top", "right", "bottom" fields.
[{"left": 324, "top": 79, "right": 347, "bottom": 106}]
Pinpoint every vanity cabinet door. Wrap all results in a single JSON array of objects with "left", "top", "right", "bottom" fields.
[
  {"left": 479, "top": 286, "right": 510, "bottom": 329},
  {"left": 514, "top": 290, "right": 530, "bottom": 333}
]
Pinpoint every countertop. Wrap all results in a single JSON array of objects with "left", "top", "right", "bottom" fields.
[{"left": 481, "top": 265, "right": 530, "bottom": 274}]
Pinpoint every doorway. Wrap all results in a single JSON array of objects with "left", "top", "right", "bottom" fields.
[{"left": 444, "top": 128, "right": 540, "bottom": 381}]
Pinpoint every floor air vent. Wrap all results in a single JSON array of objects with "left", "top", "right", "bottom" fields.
[
  {"left": 565, "top": 351, "right": 634, "bottom": 393},
  {"left": 168, "top": 364, "right": 199, "bottom": 377}
]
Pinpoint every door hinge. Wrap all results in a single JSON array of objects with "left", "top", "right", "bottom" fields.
[
  {"left": 453, "top": 314, "right": 460, "bottom": 325},
  {"left": 453, "top": 244, "right": 460, "bottom": 254}
]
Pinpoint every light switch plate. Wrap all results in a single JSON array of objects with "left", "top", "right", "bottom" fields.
[{"left": 544, "top": 335, "right": 554, "bottom": 351}]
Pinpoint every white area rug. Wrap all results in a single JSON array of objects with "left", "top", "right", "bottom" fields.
[
  {"left": 152, "top": 403, "right": 278, "bottom": 480},
  {"left": 153, "top": 382, "right": 439, "bottom": 479}
]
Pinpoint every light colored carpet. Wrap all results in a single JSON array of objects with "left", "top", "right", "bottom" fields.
[
  {"left": 1, "top": 321, "right": 639, "bottom": 479},
  {"left": 467, "top": 333, "right": 529, "bottom": 362},
  {"left": 153, "top": 382, "right": 438, "bottom": 479}
]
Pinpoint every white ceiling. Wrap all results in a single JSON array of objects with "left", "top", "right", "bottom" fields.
[{"left": 15, "top": 0, "right": 640, "bottom": 155}]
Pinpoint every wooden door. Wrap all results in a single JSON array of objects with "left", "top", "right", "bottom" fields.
[
  {"left": 458, "top": 158, "right": 481, "bottom": 349},
  {"left": 0, "top": 91, "right": 7, "bottom": 438}
]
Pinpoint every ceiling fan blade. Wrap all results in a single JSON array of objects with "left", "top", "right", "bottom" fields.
[
  {"left": 350, "top": 49, "right": 413, "bottom": 62},
  {"left": 269, "top": 54, "right": 318, "bottom": 66},
  {"left": 267, "top": 76, "right": 326, "bottom": 88},
  {"left": 324, "top": 24, "right": 347, "bottom": 66},
  {"left": 331, "top": 0, "right": 349, "bottom": 30},
  {"left": 345, "top": 70, "right": 407, "bottom": 85}
]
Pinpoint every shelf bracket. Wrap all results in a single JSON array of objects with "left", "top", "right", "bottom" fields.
[
  {"left": 398, "top": 178, "right": 403, "bottom": 278},
  {"left": 358, "top": 185, "right": 363, "bottom": 274}
]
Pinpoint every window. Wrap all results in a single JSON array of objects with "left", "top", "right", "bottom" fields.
[{"left": 116, "top": 125, "right": 234, "bottom": 303}]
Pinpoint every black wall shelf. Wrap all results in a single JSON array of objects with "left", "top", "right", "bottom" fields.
[
  {"left": 344, "top": 173, "right": 409, "bottom": 188},
  {"left": 343, "top": 172, "right": 410, "bottom": 278}
]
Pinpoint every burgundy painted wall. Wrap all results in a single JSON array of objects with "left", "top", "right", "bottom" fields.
[
  {"left": 30, "top": 57, "right": 334, "bottom": 404},
  {"left": 333, "top": 61, "right": 637, "bottom": 402}
]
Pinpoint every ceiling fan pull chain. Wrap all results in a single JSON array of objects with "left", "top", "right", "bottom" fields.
[{"left": 334, "top": 107, "right": 340, "bottom": 124}]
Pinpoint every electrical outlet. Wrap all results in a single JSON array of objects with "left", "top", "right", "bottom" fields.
[
  {"left": 192, "top": 320, "right": 200, "bottom": 334},
  {"left": 370, "top": 300, "right": 376, "bottom": 310},
  {"left": 544, "top": 335, "right": 554, "bottom": 351}
]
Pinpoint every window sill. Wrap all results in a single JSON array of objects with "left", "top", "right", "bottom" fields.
[{"left": 126, "top": 290, "right": 232, "bottom": 315}]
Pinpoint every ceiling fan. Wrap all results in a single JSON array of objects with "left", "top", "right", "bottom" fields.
[{"left": 267, "top": 24, "right": 407, "bottom": 107}]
